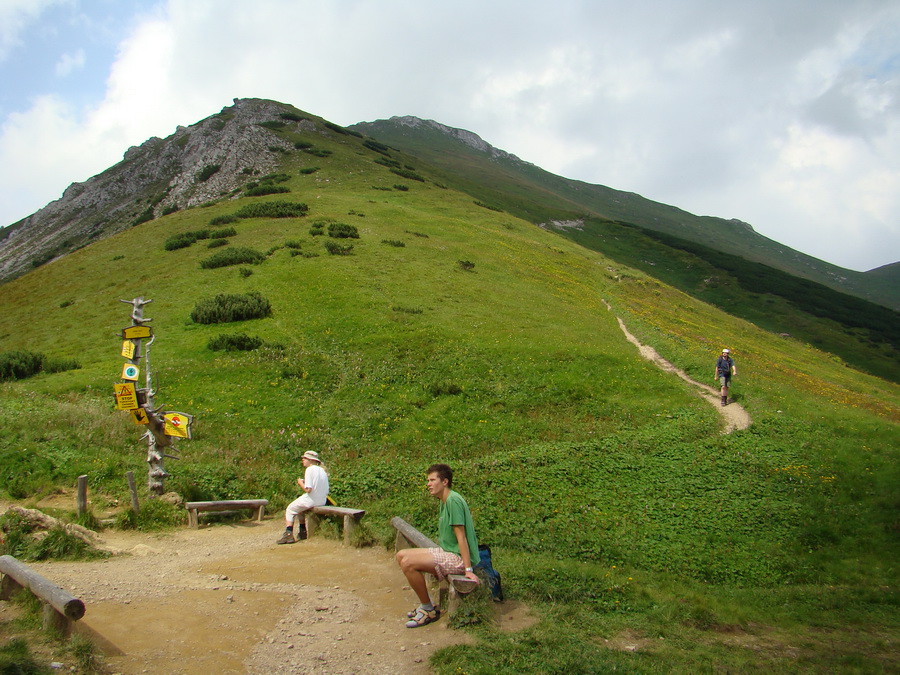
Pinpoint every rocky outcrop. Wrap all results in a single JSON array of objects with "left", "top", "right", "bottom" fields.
[{"left": 0, "top": 98, "right": 311, "bottom": 283}]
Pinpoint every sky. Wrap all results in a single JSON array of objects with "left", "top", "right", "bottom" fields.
[{"left": 1, "top": 0, "right": 898, "bottom": 272}]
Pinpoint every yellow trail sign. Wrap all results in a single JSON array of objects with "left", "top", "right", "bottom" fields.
[
  {"left": 163, "top": 412, "right": 193, "bottom": 439},
  {"left": 114, "top": 383, "right": 139, "bottom": 410}
]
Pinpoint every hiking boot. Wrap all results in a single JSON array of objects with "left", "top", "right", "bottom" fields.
[
  {"left": 276, "top": 532, "right": 296, "bottom": 545},
  {"left": 721, "top": 396, "right": 728, "bottom": 406}
]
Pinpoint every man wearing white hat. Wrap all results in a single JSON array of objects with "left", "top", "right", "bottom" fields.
[
  {"left": 277, "top": 450, "right": 330, "bottom": 544},
  {"left": 715, "top": 348, "right": 737, "bottom": 406}
]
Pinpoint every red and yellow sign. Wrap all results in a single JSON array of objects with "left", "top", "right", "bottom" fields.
[
  {"left": 163, "top": 412, "right": 193, "bottom": 439},
  {"left": 114, "top": 383, "right": 139, "bottom": 410}
]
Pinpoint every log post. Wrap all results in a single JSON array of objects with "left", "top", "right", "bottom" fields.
[
  {"left": 76, "top": 475, "right": 88, "bottom": 516},
  {"left": 126, "top": 471, "right": 140, "bottom": 513}
]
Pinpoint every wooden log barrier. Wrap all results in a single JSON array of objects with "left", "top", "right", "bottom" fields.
[
  {"left": 0, "top": 555, "right": 85, "bottom": 637},
  {"left": 185, "top": 499, "right": 269, "bottom": 528},
  {"left": 305, "top": 505, "right": 366, "bottom": 546},
  {"left": 390, "top": 516, "right": 479, "bottom": 615}
]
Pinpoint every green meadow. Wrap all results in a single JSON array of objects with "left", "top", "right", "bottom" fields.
[{"left": 0, "top": 113, "right": 898, "bottom": 672}]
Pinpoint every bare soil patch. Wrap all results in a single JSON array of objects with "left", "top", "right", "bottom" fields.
[{"left": 2, "top": 515, "right": 530, "bottom": 674}]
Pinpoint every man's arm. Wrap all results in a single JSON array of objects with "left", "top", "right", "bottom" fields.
[{"left": 453, "top": 524, "right": 479, "bottom": 581}]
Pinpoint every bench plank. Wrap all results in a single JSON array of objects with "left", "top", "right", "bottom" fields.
[
  {"left": 185, "top": 499, "right": 268, "bottom": 528},
  {"left": 306, "top": 506, "right": 366, "bottom": 545}
]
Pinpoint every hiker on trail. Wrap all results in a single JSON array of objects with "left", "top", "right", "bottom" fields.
[
  {"left": 277, "top": 450, "right": 329, "bottom": 544},
  {"left": 395, "top": 463, "right": 480, "bottom": 628},
  {"left": 715, "top": 348, "right": 737, "bottom": 406}
]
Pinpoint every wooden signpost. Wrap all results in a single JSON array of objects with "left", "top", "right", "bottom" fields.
[{"left": 116, "top": 297, "right": 194, "bottom": 496}]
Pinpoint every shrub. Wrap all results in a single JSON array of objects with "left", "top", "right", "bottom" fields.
[
  {"left": 196, "top": 163, "right": 221, "bottom": 182},
  {"left": 304, "top": 148, "right": 333, "bottom": 157},
  {"left": 233, "top": 200, "right": 308, "bottom": 219},
  {"left": 199, "top": 247, "right": 265, "bottom": 269},
  {"left": 209, "top": 227, "right": 237, "bottom": 238},
  {"left": 207, "top": 238, "right": 228, "bottom": 248},
  {"left": 239, "top": 267, "right": 253, "bottom": 278},
  {"left": 190, "top": 292, "right": 272, "bottom": 324},
  {"left": 382, "top": 239, "right": 405, "bottom": 247},
  {"left": 162, "top": 204, "right": 180, "bottom": 215},
  {"left": 245, "top": 184, "right": 290, "bottom": 197},
  {"left": 474, "top": 200, "right": 503, "bottom": 212},
  {"left": 207, "top": 333, "right": 263, "bottom": 351},
  {"left": 375, "top": 156, "right": 402, "bottom": 169},
  {"left": 362, "top": 139, "right": 392, "bottom": 155},
  {"left": 0, "top": 350, "right": 44, "bottom": 381},
  {"left": 133, "top": 207, "right": 155, "bottom": 226},
  {"left": 164, "top": 229, "right": 210, "bottom": 251},
  {"left": 284, "top": 240, "right": 303, "bottom": 249},
  {"left": 324, "top": 241, "right": 354, "bottom": 256},
  {"left": 309, "top": 224, "right": 325, "bottom": 236},
  {"left": 294, "top": 141, "right": 313, "bottom": 150},
  {"left": 299, "top": 167, "right": 320, "bottom": 174},
  {"left": 393, "top": 184, "right": 409, "bottom": 191},
  {"left": 328, "top": 223, "right": 359, "bottom": 239},
  {"left": 390, "top": 168, "right": 425, "bottom": 182},
  {"left": 280, "top": 112, "right": 306, "bottom": 122},
  {"left": 458, "top": 260, "right": 476, "bottom": 271},
  {"left": 209, "top": 214, "right": 239, "bottom": 226}
]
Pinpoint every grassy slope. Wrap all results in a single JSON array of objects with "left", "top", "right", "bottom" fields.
[
  {"left": 1, "top": 121, "right": 898, "bottom": 672},
  {"left": 351, "top": 118, "right": 900, "bottom": 311}
]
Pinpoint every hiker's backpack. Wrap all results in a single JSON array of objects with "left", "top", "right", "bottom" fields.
[{"left": 474, "top": 544, "right": 504, "bottom": 602}]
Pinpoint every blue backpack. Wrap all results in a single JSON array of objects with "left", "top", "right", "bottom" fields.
[{"left": 474, "top": 544, "right": 504, "bottom": 602}]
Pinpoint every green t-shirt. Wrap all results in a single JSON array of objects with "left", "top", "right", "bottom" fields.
[{"left": 438, "top": 490, "right": 480, "bottom": 566}]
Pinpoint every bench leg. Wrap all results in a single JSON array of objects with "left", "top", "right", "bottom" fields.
[
  {"left": 0, "top": 574, "right": 23, "bottom": 601},
  {"left": 304, "top": 512, "right": 319, "bottom": 538},
  {"left": 42, "top": 604, "right": 74, "bottom": 638},
  {"left": 255, "top": 505, "right": 265, "bottom": 521},
  {"left": 343, "top": 515, "right": 360, "bottom": 546},
  {"left": 188, "top": 509, "right": 199, "bottom": 529}
]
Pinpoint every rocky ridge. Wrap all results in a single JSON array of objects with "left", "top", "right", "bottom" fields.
[{"left": 0, "top": 98, "right": 309, "bottom": 282}]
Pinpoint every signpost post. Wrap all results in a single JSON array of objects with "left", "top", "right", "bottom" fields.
[{"left": 116, "top": 297, "right": 194, "bottom": 496}]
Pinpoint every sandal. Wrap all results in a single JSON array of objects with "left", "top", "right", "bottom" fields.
[{"left": 405, "top": 607, "right": 440, "bottom": 628}]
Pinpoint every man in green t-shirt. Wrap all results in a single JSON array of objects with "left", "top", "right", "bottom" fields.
[{"left": 396, "top": 463, "right": 480, "bottom": 628}]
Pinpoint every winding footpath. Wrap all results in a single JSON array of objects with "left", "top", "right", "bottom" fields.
[{"left": 605, "top": 301, "right": 751, "bottom": 434}]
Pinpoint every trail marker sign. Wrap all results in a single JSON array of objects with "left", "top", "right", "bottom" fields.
[
  {"left": 123, "top": 325, "right": 152, "bottom": 340},
  {"left": 163, "top": 412, "right": 193, "bottom": 439},
  {"left": 121, "top": 363, "right": 139, "bottom": 381},
  {"left": 114, "top": 383, "right": 139, "bottom": 410}
]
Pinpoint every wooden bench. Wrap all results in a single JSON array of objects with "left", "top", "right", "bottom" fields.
[
  {"left": 305, "top": 505, "right": 366, "bottom": 546},
  {"left": 391, "top": 516, "right": 479, "bottom": 616},
  {"left": 0, "top": 555, "right": 85, "bottom": 638},
  {"left": 185, "top": 499, "right": 269, "bottom": 528}
]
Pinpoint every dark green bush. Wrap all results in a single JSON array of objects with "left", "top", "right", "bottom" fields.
[
  {"left": 328, "top": 223, "right": 359, "bottom": 239},
  {"left": 239, "top": 267, "right": 253, "bottom": 278},
  {"left": 199, "top": 247, "right": 265, "bottom": 269},
  {"left": 393, "top": 184, "right": 409, "bottom": 191},
  {"left": 299, "top": 167, "right": 320, "bottom": 174},
  {"left": 375, "top": 156, "right": 401, "bottom": 169},
  {"left": 458, "top": 260, "right": 476, "bottom": 271},
  {"left": 245, "top": 185, "right": 290, "bottom": 197},
  {"left": 363, "top": 139, "right": 392, "bottom": 155},
  {"left": 0, "top": 350, "right": 43, "bottom": 380},
  {"left": 207, "top": 333, "right": 263, "bottom": 351},
  {"left": 190, "top": 292, "right": 272, "bottom": 324},
  {"left": 133, "top": 207, "right": 155, "bottom": 226},
  {"left": 324, "top": 241, "right": 354, "bottom": 256},
  {"left": 258, "top": 120, "right": 287, "bottom": 130},
  {"left": 390, "top": 168, "right": 425, "bottom": 182},
  {"left": 164, "top": 229, "right": 210, "bottom": 251},
  {"left": 294, "top": 141, "right": 313, "bottom": 150},
  {"left": 233, "top": 200, "right": 308, "bottom": 219},
  {"left": 382, "top": 239, "right": 405, "bottom": 247},
  {"left": 304, "top": 148, "right": 333, "bottom": 157},
  {"left": 197, "top": 164, "right": 221, "bottom": 182},
  {"left": 474, "top": 200, "right": 503, "bottom": 212},
  {"left": 209, "top": 214, "right": 239, "bottom": 226},
  {"left": 209, "top": 227, "right": 237, "bottom": 238},
  {"left": 162, "top": 204, "right": 180, "bottom": 216},
  {"left": 280, "top": 112, "right": 306, "bottom": 122},
  {"left": 0, "top": 637, "right": 44, "bottom": 674},
  {"left": 207, "top": 238, "right": 228, "bottom": 248},
  {"left": 309, "top": 224, "right": 325, "bottom": 236}
]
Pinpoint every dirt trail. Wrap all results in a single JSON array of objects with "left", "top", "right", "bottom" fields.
[
  {"left": 8, "top": 519, "right": 532, "bottom": 674},
  {"left": 606, "top": 303, "right": 751, "bottom": 433}
]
